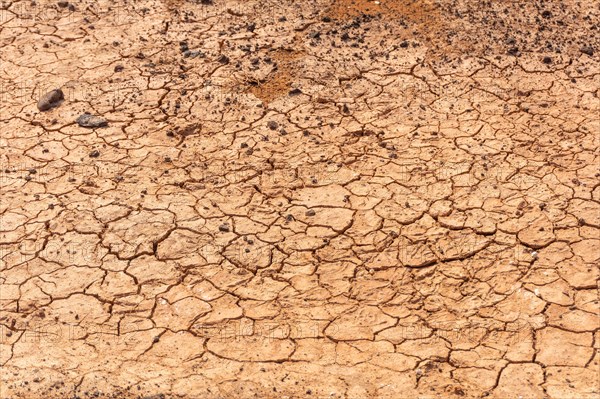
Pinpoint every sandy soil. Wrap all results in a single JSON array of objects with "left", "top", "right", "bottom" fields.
[{"left": 1, "top": 0, "right": 599, "bottom": 398}]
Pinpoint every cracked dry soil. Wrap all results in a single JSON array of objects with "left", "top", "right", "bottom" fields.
[{"left": 0, "top": 0, "right": 599, "bottom": 398}]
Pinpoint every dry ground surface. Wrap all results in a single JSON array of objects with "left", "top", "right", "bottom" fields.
[{"left": 0, "top": 0, "right": 599, "bottom": 398}]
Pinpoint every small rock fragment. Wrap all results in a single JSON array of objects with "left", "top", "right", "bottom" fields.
[
  {"left": 218, "top": 224, "right": 230, "bottom": 232},
  {"left": 581, "top": 46, "right": 594, "bottom": 56},
  {"left": 507, "top": 47, "right": 519, "bottom": 56},
  {"left": 89, "top": 150, "right": 100, "bottom": 158},
  {"left": 179, "top": 41, "right": 189, "bottom": 52},
  {"left": 77, "top": 113, "right": 108, "bottom": 128},
  {"left": 37, "top": 89, "right": 64, "bottom": 111},
  {"left": 305, "top": 209, "right": 316, "bottom": 216}
]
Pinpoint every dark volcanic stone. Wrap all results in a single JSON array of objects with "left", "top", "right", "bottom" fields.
[
  {"left": 37, "top": 89, "right": 64, "bottom": 111},
  {"left": 581, "top": 46, "right": 594, "bottom": 56},
  {"left": 218, "top": 224, "right": 230, "bottom": 232},
  {"left": 507, "top": 47, "right": 519, "bottom": 56},
  {"left": 77, "top": 113, "right": 108, "bottom": 128}
]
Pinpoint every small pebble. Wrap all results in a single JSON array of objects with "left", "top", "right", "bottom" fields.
[
  {"left": 37, "top": 89, "right": 64, "bottom": 111},
  {"left": 77, "top": 113, "right": 108, "bottom": 128},
  {"left": 218, "top": 224, "right": 230, "bottom": 232},
  {"left": 581, "top": 46, "right": 594, "bottom": 56}
]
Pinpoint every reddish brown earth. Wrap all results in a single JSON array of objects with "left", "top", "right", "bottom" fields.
[{"left": 0, "top": 0, "right": 599, "bottom": 398}]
